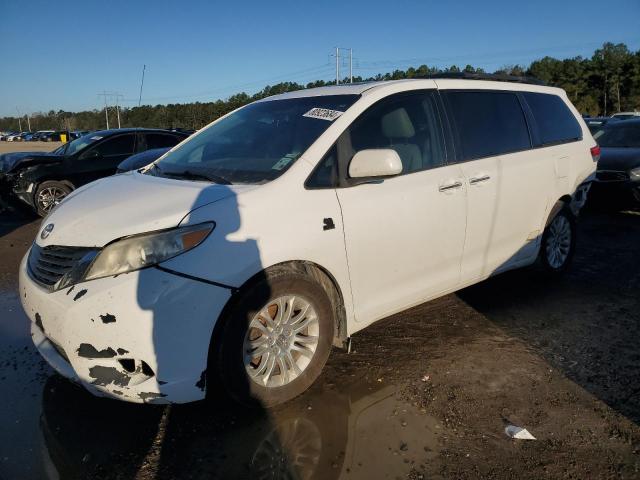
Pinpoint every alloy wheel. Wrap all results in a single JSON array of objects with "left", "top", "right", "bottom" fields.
[
  {"left": 545, "top": 215, "right": 571, "bottom": 269},
  {"left": 243, "top": 295, "right": 319, "bottom": 388},
  {"left": 37, "top": 187, "right": 68, "bottom": 213}
]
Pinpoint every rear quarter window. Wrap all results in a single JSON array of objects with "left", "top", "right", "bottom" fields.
[
  {"left": 523, "top": 92, "right": 582, "bottom": 146},
  {"left": 443, "top": 91, "right": 531, "bottom": 161},
  {"left": 146, "top": 133, "right": 183, "bottom": 149}
]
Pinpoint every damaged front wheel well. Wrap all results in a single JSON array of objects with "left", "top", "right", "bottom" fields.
[{"left": 204, "top": 260, "right": 348, "bottom": 396}]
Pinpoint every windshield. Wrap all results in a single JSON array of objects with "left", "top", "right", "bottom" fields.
[
  {"left": 51, "top": 133, "right": 104, "bottom": 156},
  {"left": 150, "top": 95, "right": 359, "bottom": 184},
  {"left": 594, "top": 123, "right": 640, "bottom": 148}
]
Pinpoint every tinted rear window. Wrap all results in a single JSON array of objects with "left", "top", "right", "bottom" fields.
[
  {"left": 444, "top": 91, "right": 531, "bottom": 160},
  {"left": 523, "top": 92, "right": 582, "bottom": 146},
  {"left": 146, "top": 133, "right": 183, "bottom": 149},
  {"left": 593, "top": 123, "right": 640, "bottom": 148}
]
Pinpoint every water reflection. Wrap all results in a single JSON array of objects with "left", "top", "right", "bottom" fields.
[{"left": 40, "top": 374, "right": 441, "bottom": 479}]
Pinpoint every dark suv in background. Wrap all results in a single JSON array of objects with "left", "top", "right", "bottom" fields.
[{"left": 0, "top": 128, "right": 189, "bottom": 216}]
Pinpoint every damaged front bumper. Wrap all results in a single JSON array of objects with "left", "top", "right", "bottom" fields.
[{"left": 19, "top": 253, "right": 232, "bottom": 404}]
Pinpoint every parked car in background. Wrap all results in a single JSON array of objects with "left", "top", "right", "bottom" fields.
[
  {"left": 591, "top": 118, "right": 640, "bottom": 205},
  {"left": 6, "top": 132, "right": 28, "bottom": 142},
  {"left": 0, "top": 128, "right": 189, "bottom": 216},
  {"left": 586, "top": 116, "right": 620, "bottom": 135},
  {"left": 40, "top": 131, "right": 66, "bottom": 142},
  {"left": 611, "top": 111, "right": 640, "bottom": 120},
  {"left": 18, "top": 78, "right": 596, "bottom": 407},
  {"left": 15, "top": 132, "right": 33, "bottom": 142},
  {"left": 0, "top": 132, "right": 17, "bottom": 141},
  {"left": 28, "top": 130, "right": 55, "bottom": 141},
  {"left": 70, "top": 130, "right": 90, "bottom": 140},
  {"left": 22, "top": 132, "right": 37, "bottom": 141},
  {"left": 116, "top": 147, "right": 170, "bottom": 173}
]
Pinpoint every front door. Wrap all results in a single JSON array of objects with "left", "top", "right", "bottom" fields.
[
  {"left": 71, "top": 133, "right": 136, "bottom": 186},
  {"left": 335, "top": 91, "right": 467, "bottom": 326}
]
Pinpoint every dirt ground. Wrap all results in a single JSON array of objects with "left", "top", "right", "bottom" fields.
[
  {"left": 0, "top": 174, "right": 639, "bottom": 478},
  {"left": 0, "top": 140, "right": 63, "bottom": 154}
]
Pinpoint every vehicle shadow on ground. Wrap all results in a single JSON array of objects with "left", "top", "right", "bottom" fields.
[
  {"left": 40, "top": 371, "right": 407, "bottom": 479},
  {"left": 458, "top": 209, "right": 640, "bottom": 425},
  {"left": 0, "top": 208, "right": 38, "bottom": 239}
]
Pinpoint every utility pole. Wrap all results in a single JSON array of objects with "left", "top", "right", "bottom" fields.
[
  {"left": 15, "top": 108, "right": 22, "bottom": 131},
  {"left": 26, "top": 114, "right": 31, "bottom": 132},
  {"left": 335, "top": 47, "right": 340, "bottom": 85},
  {"left": 349, "top": 48, "right": 353, "bottom": 84},
  {"left": 332, "top": 47, "right": 354, "bottom": 85},
  {"left": 114, "top": 93, "right": 124, "bottom": 128},
  {"left": 97, "top": 91, "right": 110, "bottom": 129},
  {"left": 138, "top": 64, "right": 146, "bottom": 107}
]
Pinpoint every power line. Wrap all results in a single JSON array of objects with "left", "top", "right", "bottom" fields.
[
  {"left": 354, "top": 38, "right": 640, "bottom": 72},
  {"left": 120, "top": 63, "right": 334, "bottom": 104}
]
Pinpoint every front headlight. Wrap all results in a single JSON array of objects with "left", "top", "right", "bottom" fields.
[
  {"left": 630, "top": 166, "right": 640, "bottom": 182},
  {"left": 83, "top": 223, "right": 214, "bottom": 282}
]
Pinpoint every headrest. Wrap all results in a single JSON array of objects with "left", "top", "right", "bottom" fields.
[{"left": 381, "top": 108, "right": 415, "bottom": 139}]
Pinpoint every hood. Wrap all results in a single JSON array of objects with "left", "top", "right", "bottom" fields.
[
  {"left": 37, "top": 171, "right": 258, "bottom": 247},
  {"left": 0, "top": 151, "right": 61, "bottom": 174},
  {"left": 598, "top": 147, "right": 640, "bottom": 171}
]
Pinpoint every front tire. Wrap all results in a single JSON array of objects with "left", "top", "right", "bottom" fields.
[
  {"left": 538, "top": 208, "right": 576, "bottom": 274},
  {"left": 212, "top": 269, "right": 334, "bottom": 407},
  {"left": 34, "top": 180, "right": 72, "bottom": 217}
]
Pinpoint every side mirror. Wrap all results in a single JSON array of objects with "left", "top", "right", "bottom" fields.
[{"left": 348, "top": 149, "right": 402, "bottom": 179}]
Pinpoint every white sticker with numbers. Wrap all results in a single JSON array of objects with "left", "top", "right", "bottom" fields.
[{"left": 303, "top": 108, "right": 344, "bottom": 121}]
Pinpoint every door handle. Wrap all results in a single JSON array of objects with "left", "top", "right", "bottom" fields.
[
  {"left": 469, "top": 175, "right": 491, "bottom": 185},
  {"left": 438, "top": 181, "right": 463, "bottom": 192}
]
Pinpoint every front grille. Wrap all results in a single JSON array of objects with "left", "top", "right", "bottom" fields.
[
  {"left": 596, "top": 170, "right": 629, "bottom": 182},
  {"left": 28, "top": 244, "right": 95, "bottom": 288}
]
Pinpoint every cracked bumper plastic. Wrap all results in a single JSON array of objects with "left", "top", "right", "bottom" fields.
[{"left": 19, "top": 252, "right": 232, "bottom": 404}]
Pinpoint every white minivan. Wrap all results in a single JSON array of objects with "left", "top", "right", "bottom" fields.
[{"left": 20, "top": 77, "right": 597, "bottom": 406}]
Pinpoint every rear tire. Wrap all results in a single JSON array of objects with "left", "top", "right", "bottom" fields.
[
  {"left": 34, "top": 180, "right": 72, "bottom": 217},
  {"left": 537, "top": 207, "right": 576, "bottom": 275},
  {"left": 212, "top": 270, "right": 334, "bottom": 407}
]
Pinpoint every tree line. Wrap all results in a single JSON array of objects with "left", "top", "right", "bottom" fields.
[{"left": 1, "top": 42, "right": 638, "bottom": 133}]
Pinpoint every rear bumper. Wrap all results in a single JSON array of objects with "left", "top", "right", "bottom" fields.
[{"left": 20, "top": 252, "right": 232, "bottom": 404}]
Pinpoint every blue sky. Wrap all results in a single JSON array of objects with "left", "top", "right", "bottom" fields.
[{"left": 1, "top": 0, "right": 639, "bottom": 117}]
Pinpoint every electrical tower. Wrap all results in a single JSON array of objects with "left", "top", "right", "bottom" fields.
[{"left": 331, "top": 47, "right": 354, "bottom": 84}]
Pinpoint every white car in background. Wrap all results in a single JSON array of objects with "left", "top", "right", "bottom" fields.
[
  {"left": 611, "top": 111, "right": 640, "bottom": 120},
  {"left": 6, "top": 132, "right": 26, "bottom": 142},
  {"left": 20, "top": 77, "right": 597, "bottom": 407}
]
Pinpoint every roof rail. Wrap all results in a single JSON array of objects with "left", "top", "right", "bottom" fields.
[{"left": 422, "top": 72, "right": 547, "bottom": 86}]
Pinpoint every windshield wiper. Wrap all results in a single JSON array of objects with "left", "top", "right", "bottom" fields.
[{"left": 165, "top": 169, "right": 232, "bottom": 185}]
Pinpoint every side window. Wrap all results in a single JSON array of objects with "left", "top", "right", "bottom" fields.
[
  {"left": 92, "top": 134, "right": 135, "bottom": 157},
  {"left": 523, "top": 92, "right": 582, "bottom": 146},
  {"left": 306, "top": 146, "right": 338, "bottom": 188},
  {"left": 345, "top": 92, "right": 446, "bottom": 176},
  {"left": 146, "top": 133, "right": 182, "bottom": 149},
  {"left": 444, "top": 91, "right": 531, "bottom": 160}
]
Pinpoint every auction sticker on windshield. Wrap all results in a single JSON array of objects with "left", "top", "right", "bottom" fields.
[{"left": 303, "top": 108, "right": 344, "bottom": 121}]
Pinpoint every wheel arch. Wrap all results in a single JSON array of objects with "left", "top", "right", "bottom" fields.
[
  {"left": 220, "top": 260, "right": 347, "bottom": 347},
  {"left": 31, "top": 179, "right": 76, "bottom": 214},
  {"left": 546, "top": 195, "right": 573, "bottom": 227},
  {"left": 204, "top": 260, "right": 348, "bottom": 397}
]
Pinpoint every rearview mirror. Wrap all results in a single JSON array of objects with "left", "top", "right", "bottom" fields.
[{"left": 348, "top": 149, "right": 402, "bottom": 179}]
